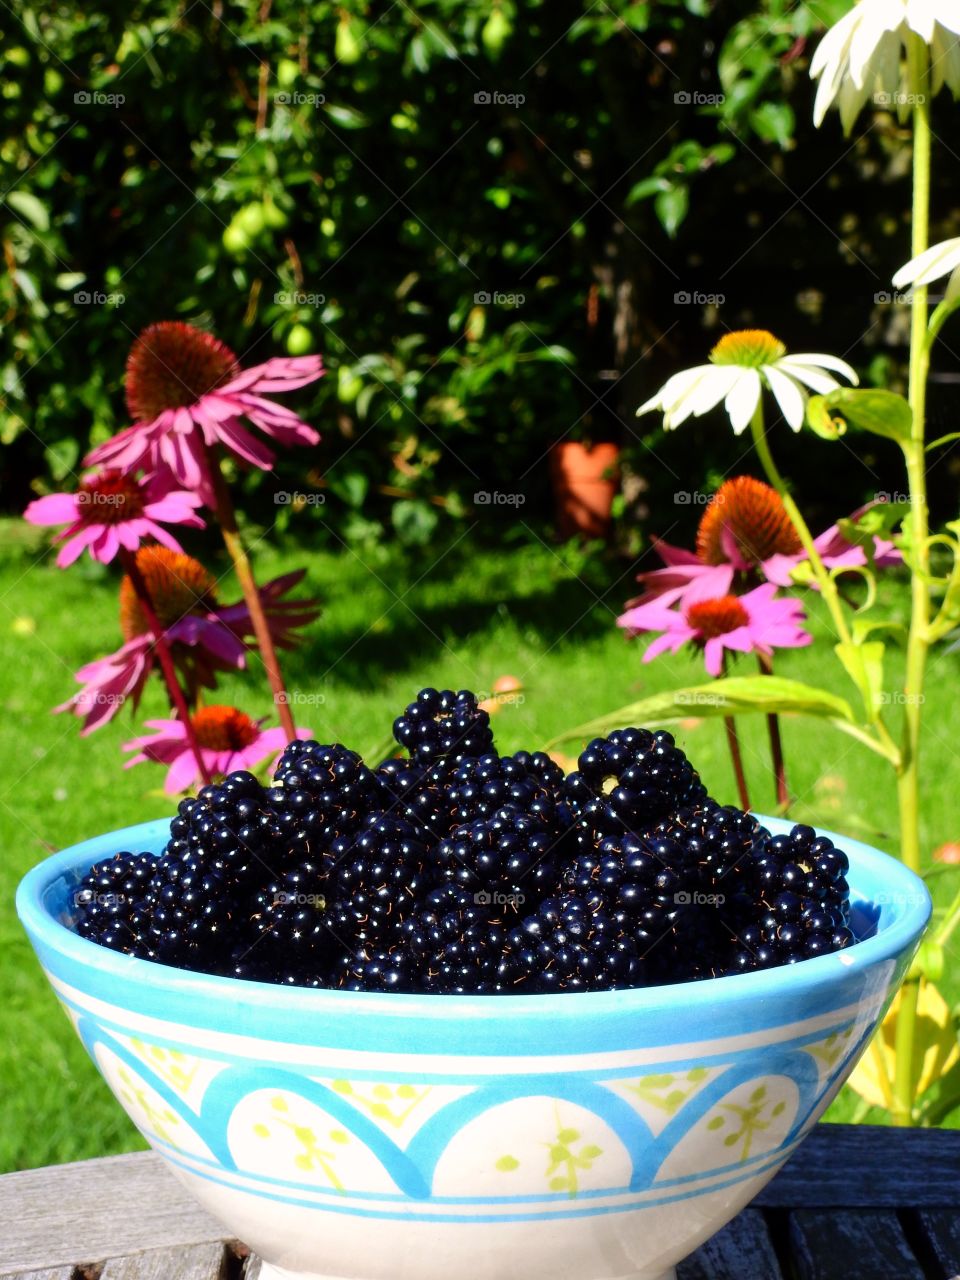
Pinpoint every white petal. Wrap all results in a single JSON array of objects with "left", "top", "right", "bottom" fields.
[
  {"left": 724, "top": 369, "right": 761, "bottom": 434},
  {"left": 847, "top": 7, "right": 890, "bottom": 87},
  {"left": 945, "top": 264, "right": 960, "bottom": 303},
  {"left": 930, "top": 3, "right": 960, "bottom": 37},
  {"left": 810, "top": 7, "right": 862, "bottom": 79},
  {"left": 906, "top": 0, "right": 939, "bottom": 42},
  {"left": 684, "top": 365, "right": 743, "bottom": 419},
  {"left": 764, "top": 367, "right": 807, "bottom": 430},
  {"left": 778, "top": 353, "right": 859, "bottom": 383},
  {"left": 930, "top": 25, "right": 960, "bottom": 97},
  {"left": 771, "top": 364, "right": 841, "bottom": 396},
  {"left": 659, "top": 366, "right": 721, "bottom": 428},
  {"left": 892, "top": 237, "right": 960, "bottom": 288}
]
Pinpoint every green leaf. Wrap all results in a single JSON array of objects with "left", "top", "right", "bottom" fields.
[
  {"left": 547, "top": 676, "right": 856, "bottom": 747},
  {"left": 809, "top": 388, "right": 912, "bottom": 444},
  {"left": 43, "top": 437, "right": 79, "bottom": 482},
  {"left": 323, "top": 103, "right": 369, "bottom": 130},
  {"left": 805, "top": 396, "right": 847, "bottom": 440},
  {"left": 927, "top": 431, "right": 960, "bottom": 451},
  {"left": 834, "top": 640, "right": 885, "bottom": 723},
  {"left": 750, "top": 101, "right": 795, "bottom": 148},
  {"left": 917, "top": 1057, "right": 960, "bottom": 1127},
  {"left": 5, "top": 190, "right": 49, "bottom": 231},
  {"left": 625, "top": 176, "right": 667, "bottom": 205},
  {"left": 654, "top": 184, "right": 689, "bottom": 238}
]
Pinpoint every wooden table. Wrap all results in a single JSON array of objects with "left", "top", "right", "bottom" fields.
[{"left": 1, "top": 1125, "right": 958, "bottom": 1280}]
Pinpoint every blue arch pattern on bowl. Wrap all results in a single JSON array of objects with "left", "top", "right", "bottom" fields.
[{"left": 18, "top": 816, "right": 930, "bottom": 1223}]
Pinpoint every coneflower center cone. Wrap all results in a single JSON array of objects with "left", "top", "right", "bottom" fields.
[
  {"left": 709, "top": 329, "right": 786, "bottom": 368},
  {"left": 120, "top": 546, "right": 218, "bottom": 641},
  {"left": 696, "top": 476, "right": 802, "bottom": 566},
  {"left": 191, "top": 706, "right": 259, "bottom": 751},
  {"left": 686, "top": 596, "right": 750, "bottom": 638},
  {"left": 77, "top": 471, "right": 146, "bottom": 525},
  {"left": 126, "top": 322, "right": 241, "bottom": 422}
]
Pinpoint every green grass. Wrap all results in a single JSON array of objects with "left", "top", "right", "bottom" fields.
[{"left": 1, "top": 525, "right": 956, "bottom": 1172}]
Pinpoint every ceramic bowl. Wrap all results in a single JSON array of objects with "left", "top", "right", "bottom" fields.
[{"left": 17, "top": 816, "right": 930, "bottom": 1280}]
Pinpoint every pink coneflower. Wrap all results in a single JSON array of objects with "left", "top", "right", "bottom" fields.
[
  {"left": 24, "top": 470, "right": 204, "bottom": 567},
  {"left": 123, "top": 706, "right": 313, "bottom": 794},
  {"left": 763, "top": 504, "right": 901, "bottom": 587},
  {"left": 84, "top": 322, "right": 324, "bottom": 494},
  {"left": 55, "top": 547, "right": 318, "bottom": 732},
  {"left": 619, "top": 582, "right": 811, "bottom": 677}
]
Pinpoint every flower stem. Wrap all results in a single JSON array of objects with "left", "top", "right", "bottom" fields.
[
  {"left": 892, "top": 37, "right": 933, "bottom": 1130},
  {"left": 205, "top": 447, "right": 297, "bottom": 743},
  {"left": 757, "top": 653, "right": 789, "bottom": 810},
  {"left": 748, "top": 404, "right": 852, "bottom": 647},
  {"left": 720, "top": 657, "right": 751, "bottom": 809},
  {"left": 118, "top": 548, "right": 211, "bottom": 787}
]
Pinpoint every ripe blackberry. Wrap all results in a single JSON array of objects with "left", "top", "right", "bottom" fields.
[
  {"left": 392, "top": 687, "right": 494, "bottom": 764},
  {"left": 375, "top": 757, "right": 455, "bottom": 844},
  {"left": 436, "top": 803, "right": 568, "bottom": 906},
  {"left": 166, "top": 771, "right": 283, "bottom": 888},
  {"left": 501, "top": 895, "right": 643, "bottom": 992},
  {"left": 730, "top": 824, "right": 853, "bottom": 973},
  {"left": 337, "top": 943, "right": 416, "bottom": 992},
  {"left": 73, "top": 851, "right": 156, "bottom": 955},
  {"left": 564, "top": 831, "right": 705, "bottom": 980},
  {"left": 565, "top": 728, "right": 706, "bottom": 838},
  {"left": 447, "top": 751, "right": 563, "bottom": 827},
  {"left": 326, "top": 813, "right": 429, "bottom": 950},
  {"left": 401, "top": 884, "right": 505, "bottom": 993},
  {"left": 270, "top": 742, "right": 378, "bottom": 855},
  {"left": 247, "top": 891, "right": 332, "bottom": 984}
]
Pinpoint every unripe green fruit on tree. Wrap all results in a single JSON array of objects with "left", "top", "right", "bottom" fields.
[
  {"left": 335, "top": 15, "right": 363, "bottom": 65},
  {"left": 236, "top": 203, "right": 266, "bottom": 237},
  {"left": 286, "top": 323, "right": 313, "bottom": 355},
  {"left": 222, "top": 222, "right": 251, "bottom": 255},
  {"left": 482, "top": 7, "right": 511, "bottom": 56},
  {"left": 277, "top": 58, "right": 299, "bottom": 87}
]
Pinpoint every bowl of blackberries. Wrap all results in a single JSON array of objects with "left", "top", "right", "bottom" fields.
[{"left": 18, "top": 688, "right": 930, "bottom": 1280}]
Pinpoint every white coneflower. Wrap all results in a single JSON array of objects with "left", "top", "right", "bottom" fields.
[
  {"left": 810, "top": 0, "right": 960, "bottom": 132},
  {"left": 636, "top": 330, "right": 858, "bottom": 434},
  {"left": 892, "top": 237, "right": 960, "bottom": 299}
]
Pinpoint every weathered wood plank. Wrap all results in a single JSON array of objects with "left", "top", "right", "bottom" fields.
[
  {"left": 756, "top": 1124, "right": 960, "bottom": 1209},
  {"left": 908, "top": 1209, "right": 960, "bottom": 1280},
  {"left": 677, "top": 1208, "right": 783, "bottom": 1280},
  {"left": 787, "top": 1210, "right": 925, "bottom": 1280},
  {"left": 6, "top": 1270, "right": 76, "bottom": 1280},
  {"left": 98, "top": 1242, "right": 228, "bottom": 1280},
  {"left": 0, "top": 1153, "right": 224, "bottom": 1276},
  {"left": 241, "top": 1259, "right": 262, "bottom": 1280}
]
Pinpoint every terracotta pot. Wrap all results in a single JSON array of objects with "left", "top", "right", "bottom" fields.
[{"left": 549, "top": 441, "right": 621, "bottom": 539}]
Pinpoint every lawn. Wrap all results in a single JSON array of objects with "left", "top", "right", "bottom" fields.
[{"left": 1, "top": 521, "right": 955, "bottom": 1172}]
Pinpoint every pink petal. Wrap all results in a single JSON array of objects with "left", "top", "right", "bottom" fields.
[
  {"left": 25, "top": 493, "right": 81, "bottom": 526},
  {"left": 164, "top": 749, "right": 204, "bottom": 795},
  {"left": 143, "top": 521, "right": 186, "bottom": 554},
  {"left": 703, "top": 637, "right": 727, "bottom": 677},
  {"left": 214, "top": 418, "right": 277, "bottom": 469},
  {"left": 651, "top": 538, "right": 701, "bottom": 567},
  {"left": 55, "top": 528, "right": 98, "bottom": 568},
  {"left": 84, "top": 424, "right": 153, "bottom": 473}
]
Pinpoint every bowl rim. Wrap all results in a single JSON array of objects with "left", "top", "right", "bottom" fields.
[{"left": 17, "top": 813, "right": 931, "bottom": 1021}]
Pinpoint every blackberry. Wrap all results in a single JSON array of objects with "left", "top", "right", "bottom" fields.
[
  {"left": 446, "top": 751, "right": 563, "bottom": 827},
  {"left": 392, "top": 687, "right": 494, "bottom": 764},
  {"left": 401, "top": 884, "right": 505, "bottom": 993},
  {"left": 337, "top": 943, "right": 416, "bottom": 992},
  {"left": 270, "top": 742, "right": 378, "bottom": 856},
  {"left": 375, "top": 757, "right": 455, "bottom": 844},
  {"left": 73, "top": 851, "right": 156, "bottom": 955},
  {"left": 501, "top": 895, "right": 643, "bottom": 992},
  {"left": 166, "top": 771, "right": 283, "bottom": 888},
  {"left": 565, "top": 728, "right": 707, "bottom": 838},
  {"left": 247, "top": 892, "right": 332, "bottom": 984},
  {"left": 564, "top": 831, "right": 705, "bottom": 980},
  {"left": 437, "top": 803, "right": 568, "bottom": 907},
  {"left": 326, "top": 813, "right": 429, "bottom": 949},
  {"left": 730, "top": 824, "right": 853, "bottom": 973}
]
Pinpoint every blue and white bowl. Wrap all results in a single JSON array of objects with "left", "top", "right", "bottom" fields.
[{"left": 18, "top": 817, "right": 930, "bottom": 1280}]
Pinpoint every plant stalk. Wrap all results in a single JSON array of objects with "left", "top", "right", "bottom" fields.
[
  {"left": 757, "top": 652, "right": 789, "bottom": 809},
  {"left": 720, "top": 656, "right": 751, "bottom": 809},
  {"left": 205, "top": 448, "right": 298, "bottom": 743},
  {"left": 119, "top": 548, "right": 212, "bottom": 786},
  {"left": 892, "top": 38, "right": 933, "bottom": 1129}
]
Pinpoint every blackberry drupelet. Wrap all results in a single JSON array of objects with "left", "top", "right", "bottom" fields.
[
  {"left": 337, "top": 943, "right": 416, "bottom": 992},
  {"left": 270, "top": 742, "right": 378, "bottom": 856},
  {"left": 392, "top": 687, "right": 494, "bottom": 764},
  {"left": 73, "top": 850, "right": 156, "bottom": 955},
  {"left": 401, "top": 884, "right": 505, "bottom": 993},
  {"left": 501, "top": 895, "right": 643, "bottom": 992},
  {"left": 436, "top": 803, "right": 568, "bottom": 906},
  {"left": 565, "top": 728, "right": 706, "bottom": 839},
  {"left": 446, "top": 751, "right": 563, "bottom": 827}
]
